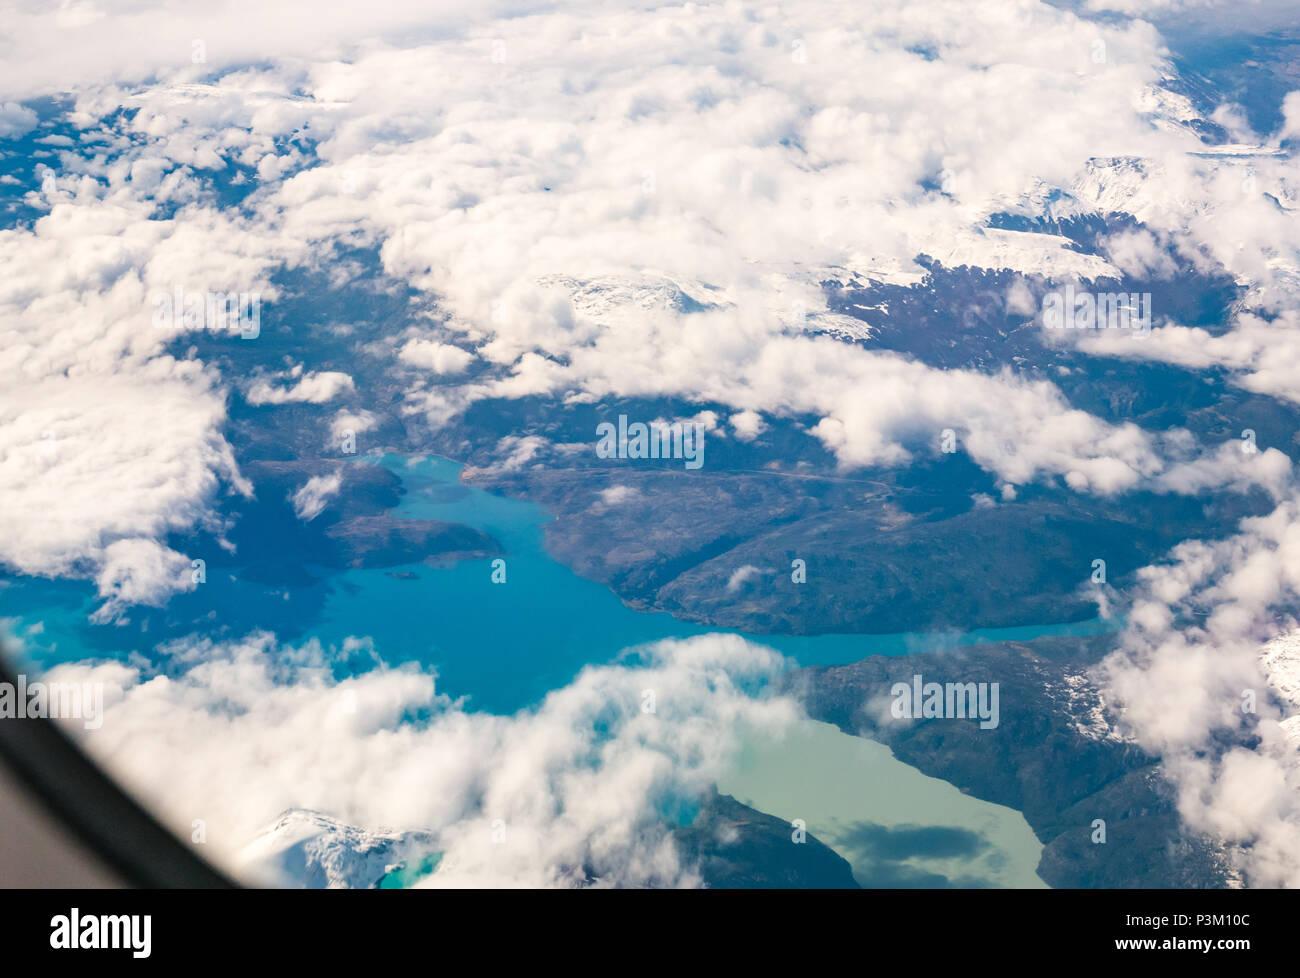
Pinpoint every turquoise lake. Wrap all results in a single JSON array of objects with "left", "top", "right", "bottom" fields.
[{"left": 0, "top": 452, "right": 1116, "bottom": 715}]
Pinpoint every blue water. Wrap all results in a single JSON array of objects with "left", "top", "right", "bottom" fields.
[
  {"left": 0, "top": 453, "right": 1116, "bottom": 714},
  {"left": 377, "top": 852, "right": 441, "bottom": 889}
]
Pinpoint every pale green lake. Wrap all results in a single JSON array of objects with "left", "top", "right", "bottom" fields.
[{"left": 718, "top": 717, "right": 1047, "bottom": 888}]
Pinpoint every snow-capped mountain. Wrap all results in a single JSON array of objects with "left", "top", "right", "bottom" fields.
[
  {"left": 1262, "top": 629, "right": 1300, "bottom": 747},
  {"left": 236, "top": 809, "right": 438, "bottom": 889}
]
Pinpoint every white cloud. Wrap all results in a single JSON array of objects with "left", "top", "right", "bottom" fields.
[
  {"left": 1078, "top": 309, "right": 1300, "bottom": 407},
  {"left": 730, "top": 410, "right": 766, "bottom": 442},
  {"left": 1284, "top": 91, "right": 1300, "bottom": 143},
  {"left": 91, "top": 539, "right": 196, "bottom": 623},
  {"left": 247, "top": 369, "right": 355, "bottom": 405},
  {"left": 0, "top": 101, "right": 37, "bottom": 139},
  {"left": 1100, "top": 493, "right": 1300, "bottom": 886},
  {"left": 726, "top": 565, "right": 762, "bottom": 593},
  {"left": 292, "top": 471, "right": 342, "bottom": 521},
  {"left": 0, "top": 371, "right": 243, "bottom": 616},
  {"left": 52, "top": 631, "right": 798, "bottom": 887},
  {"left": 329, "top": 409, "right": 377, "bottom": 443},
  {"left": 461, "top": 435, "right": 550, "bottom": 478},
  {"left": 0, "top": 144, "right": 281, "bottom": 612},
  {"left": 398, "top": 338, "right": 474, "bottom": 374},
  {"left": 1099, "top": 228, "right": 1179, "bottom": 280},
  {"left": 597, "top": 485, "right": 640, "bottom": 506}
]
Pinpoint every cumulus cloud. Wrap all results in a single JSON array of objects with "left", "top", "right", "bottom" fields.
[
  {"left": 1284, "top": 91, "right": 1300, "bottom": 143},
  {"left": 597, "top": 484, "right": 640, "bottom": 506},
  {"left": 91, "top": 538, "right": 196, "bottom": 622},
  {"left": 1099, "top": 228, "right": 1179, "bottom": 280},
  {"left": 0, "top": 101, "right": 37, "bottom": 139},
  {"left": 1079, "top": 309, "right": 1300, "bottom": 407},
  {"left": 51, "top": 631, "right": 798, "bottom": 887},
  {"left": 729, "top": 410, "right": 766, "bottom": 442},
  {"left": 1100, "top": 493, "right": 1300, "bottom": 886},
  {"left": 330, "top": 409, "right": 377, "bottom": 438},
  {"left": 461, "top": 435, "right": 550, "bottom": 478},
  {"left": 246, "top": 368, "right": 355, "bottom": 405},
  {"left": 327, "top": 409, "right": 378, "bottom": 455},
  {"left": 291, "top": 471, "right": 343, "bottom": 521},
  {"left": 0, "top": 373, "right": 236, "bottom": 568},
  {"left": 0, "top": 370, "right": 244, "bottom": 619},
  {"left": 726, "top": 565, "right": 762, "bottom": 593},
  {"left": 0, "top": 127, "right": 284, "bottom": 613},
  {"left": 398, "top": 338, "right": 474, "bottom": 374}
]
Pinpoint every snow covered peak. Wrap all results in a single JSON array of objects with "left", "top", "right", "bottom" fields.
[{"left": 236, "top": 809, "right": 438, "bottom": 889}]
